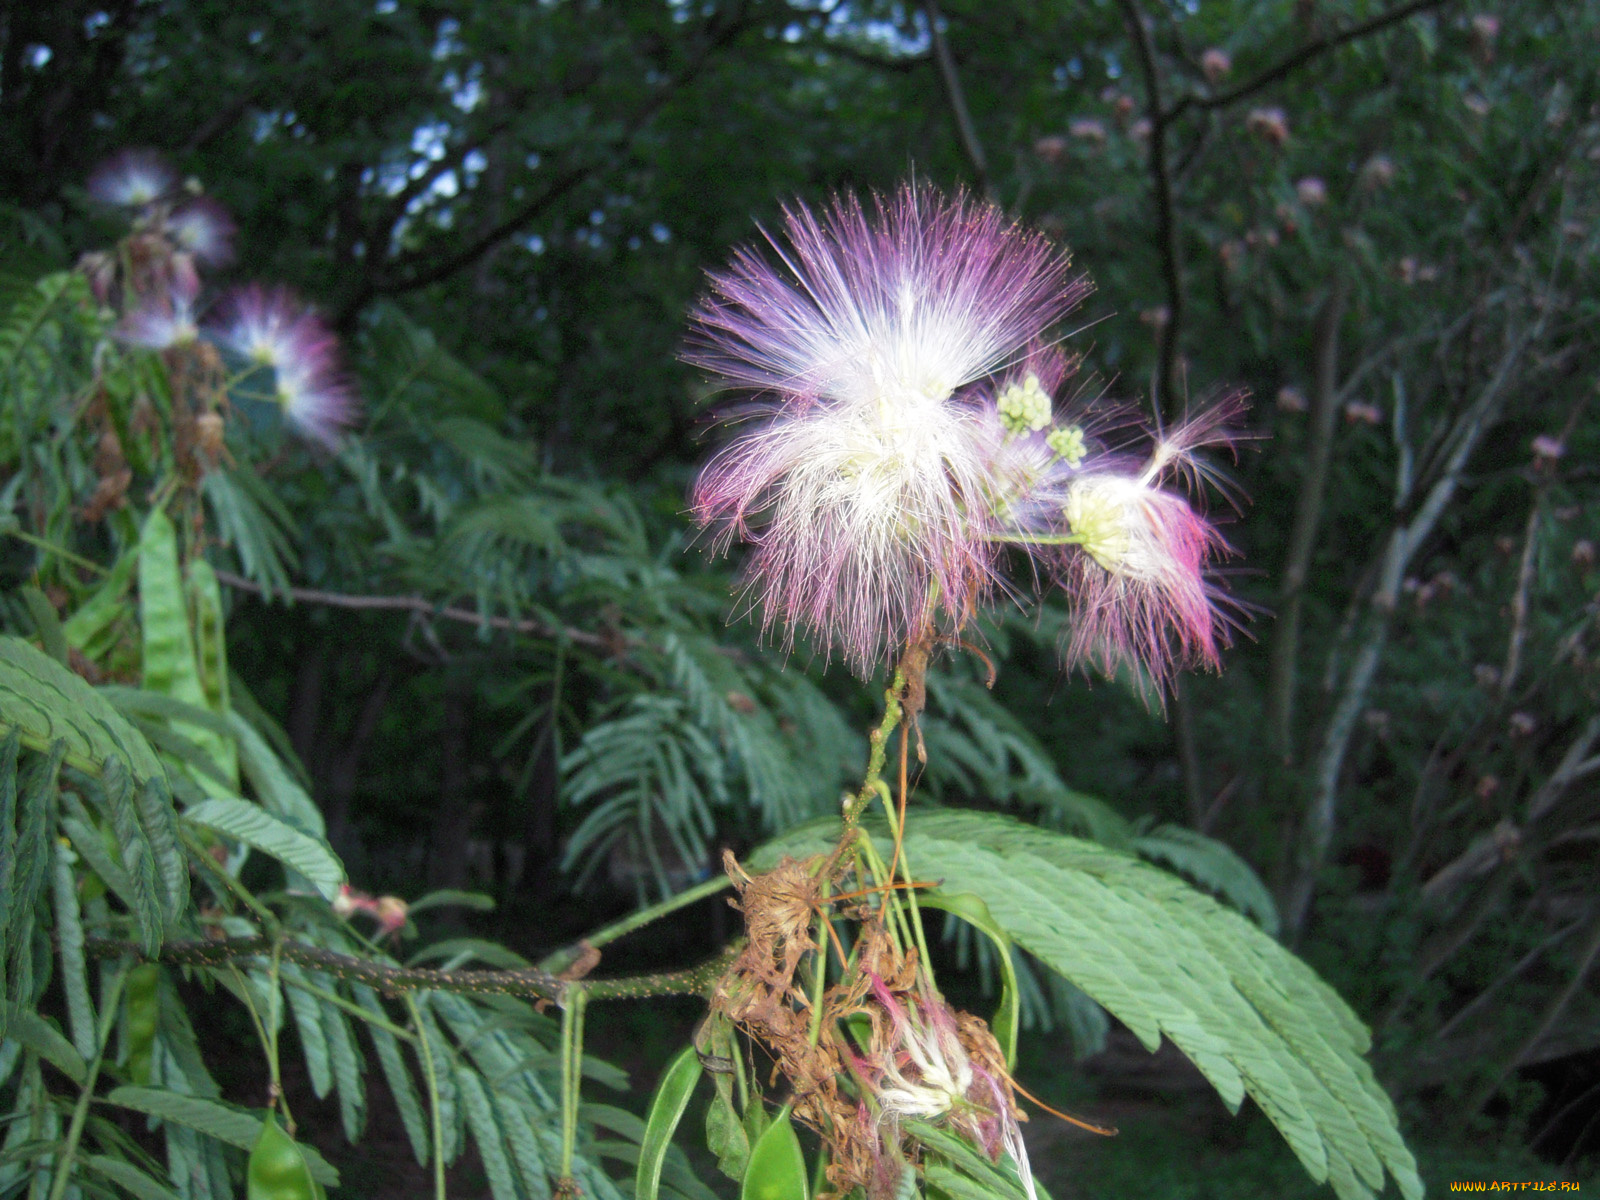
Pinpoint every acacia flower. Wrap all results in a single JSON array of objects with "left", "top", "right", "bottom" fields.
[
  {"left": 216, "top": 285, "right": 357, "bottom": 447},
  {"left": 166, "top": 197, "right": 237, "bottom": 266},
  {"left": 1022, "top": 397, "right": 1245, "bottom": 692},
  {"left": 88, "top": 149, "right": 177, "bottom": 209},
  {"left": 118, "top": 260, "right": 202, "bottom": 350},
  {"left": 860, "top": 975, "right": 1036, "bottom": 1200},
  {"left": 687, "top": 184, "right": 1088, "bottom": 672}
]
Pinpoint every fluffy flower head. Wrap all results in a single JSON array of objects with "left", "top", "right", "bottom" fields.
[
  {"left": 859, "top": 975, "right": 1036, "bottom": 1200},
  {"left": 166, "top": 197, "right": 237, "bottom": 266},
  {"left": 117, "top": 260, "right": 202, "bottom": 350},
  {"left": 689, "top": 184, "right": 1087, "bottom": 672},
  {"left": 88, "top": 149, "right": 177, "bottom": 208},
  {"left": 216, "top": 285, "right": 357, "bottom": 448},
  {"left": 1046, "top": 397, "right": 1247, "bottom": 691}
]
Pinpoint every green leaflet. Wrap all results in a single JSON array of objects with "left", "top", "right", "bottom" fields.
[
  {"left": 1134, "top": 824, "right": 1280, "bottom": 936},
  {"left": 0, "top": 635, "right": 164, "bottom": 782},
  {"left": 83, "top": 1154, "right": 182, "bottom": 1200},
  {"left": 62, "top": 544, "right": 139, "bottom": 656},
  {"left": 754, "top": 811, "right": 1422, "bottom": 1200},
  {"left": 0, "top": 731, "right": 18, "bottom": 1016},
  {"left": 185, "top": 560, "right": 237, "bottom": 787},
  {"left": 97, "top": 756, "right": 164, "bottom": 952},
  {"left": 740, "top": 1107, "right": 808, "bottom": 1200},
  {"left": 51, "top": 838, "right": 95, "bottom": 1059},
  {"left": 0, "top": 1002, "right": 88, "bottom": 1085},
  {"left": 8, "top": 737, "right": 63, "bottom": 1009},
  {"left": 138, "top": 509, "right": 236, "bottom": 790},
  {"left": 227, "top": 712, "right": 324, "bottom": 839},
  {"left": 456, "top": 1065, "right": 519, "bottom": 1200},
  {"left": 199, "top": 468, "right": 297, "bottom": 601},
  {"left": 107, "top": 1088, "right": 339, "bottom": 1188},
  {"left": 20, "top": 586, "right": 67, "bottom": 666},
  {"left": 247, "top": 1112, "right": 322, "bottom": 1200},
  {"left": 181, "top": 797, "right": 344, "bottom": 900},
  {"left": 317, "top": 986, "right": 366, "bottom": 1144},
  {"left": 280, "top": 964, "right": 333, "bottom": 1099},
  {"left": 911, "top": 1120, "right": 1035, "bottom": 1200},
  {"left": 636, "top": 1044, "right": 703, "bottom": 1200},
  {"left": 352, "top": 984, "right": 430, "bottom": 1166}
]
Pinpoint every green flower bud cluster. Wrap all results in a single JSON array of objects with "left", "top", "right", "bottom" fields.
[
  {"left": 997, "top": 373, "right": 1053, "bottom": 435},
  {"left": 1046, "top": 424, "right": 1087, "bottom": 466}
]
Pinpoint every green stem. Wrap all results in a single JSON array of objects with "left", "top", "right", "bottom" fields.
[
  {"left": 3, "top": 529, "right": 108, "bottom": 576},
  {"left": 876, "top": 786, "right": 934, "bottom": 978},
  {"left": 538, "top": 875, "right": 731, "bottom": 972},
  {"left": 806, "top": 880, "right": 832, "bottom": 1047},
  {"left": 406, "top": 995, "right": 448, "bottom": 1200},
  {"left": 559, "top": 985, "right": 588, "bottom": 1182},
  {"left": 265, "top": 941, "right": 287, "bottom": 1126},
  {"left": 985, "top": 531, "right": 1087, "bottom": 547},
  {"left": 180, "top": 829, "right": 281, "bottom": 933},
  {"left": 283, "top": 972, "right": 417, "bottom": 1042},
  {"left": 45, "top": 962, "right": 129, "bottom": 1200},
  {"left": 840, "top": 669, "right": 908, "bottom": 832}
]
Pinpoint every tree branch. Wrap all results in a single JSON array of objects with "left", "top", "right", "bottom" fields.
[
  {"left": 1165, "top": 0, "right": 1458, "bottom": 122},
  {"left": 922, "top": 0, "right": 990, "bottom": 197},
  {"left": 1119, "top": 0, "right": 1183, "bottom": 415},
  {"left": 85, "top": 935, "right": 729, "bottom": 1002},
  {"left": 1284, "top": 311, "right": 1541, "bottom": 938},
  {"left": 1266, "top": 276, "right": 1349, "bottom": 761},
  {"left": 212, "top": 568, "right": 612, "bottom": 650}
]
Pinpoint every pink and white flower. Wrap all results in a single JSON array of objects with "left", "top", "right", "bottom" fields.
[
  {"left": 166, "top": 197, "right": 237, "bottom": 266},
  {"left": 87, "top": 149, "right": 177, "bottom": 209},
  {"left": 688, "top": 185, "right": 1087, "bottom": 672},
  {"left": 1016, "top": 396, "right": 1245, "bottom": 691},
  {"left": 859, "top": 975, "right": 1037, "bottom": 1200},
  {"left": 216, "top": 285, "right": 357, "bottom": 448},
  {"left": 688, "top": 183, "right": 1243, "bottom": 688},
  {"left": 118, "top": 260, "right": 202, "bottom": 350}
]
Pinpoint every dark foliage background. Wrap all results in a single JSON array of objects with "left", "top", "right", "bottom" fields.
[{"left": 2, "top": 0, "right": 1596, "bottom": 1194}]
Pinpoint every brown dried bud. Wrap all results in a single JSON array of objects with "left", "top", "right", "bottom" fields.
[
  {"left": 194, "top": 411, "right": 225, "bottom": 466},
  {"left": 1296, "top": 177, "right": 1328, "bottom": 207},
  {"left": 1359, "top": 154, "right": 1396, "bottom": 191},
  {"left": 1033, "top": 135, "right": 1068, "bottom": 164},
  {"left": 1246, "top": 107, "right": 1290, "bottom": 147},
  {"left": 1276, "top": 386, "right": 1309, "bottom": 413}
]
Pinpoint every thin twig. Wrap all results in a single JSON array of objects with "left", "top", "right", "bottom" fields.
[
  {"left": 212, "top": 568, "right": 610, "bottom": 650},
  {"left": 922, "top": 0, "right": 990, "bottom": 197},
  {"left": 1119, "top": 0, "right": 1183, "bottom": 415},
  {"left": 1164, "top": 0, "right": 1457, "bottom": 122},
  {"left": 1266, "top": 276, "right": 1349, "bottom": 760}
]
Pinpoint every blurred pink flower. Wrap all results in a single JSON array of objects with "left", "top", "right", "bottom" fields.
[
  {"left": 88, "top": 149, "right": 177, "bottom": 208},
  {"left": 1295, "top": 177, "right": 1328, "bottom": 207},
  {"left": 216, "top": 285, "right": 358, "bottom": 448},
  {"left": 1068, "top": 118, "right": 1107, "bottom": 143},
  {"left": 1531, "top": 434, "right": 1565, "bottom": 463},
  {"left": 1246, "top": 107, "right": 1290, "bottom": 147},
  {"left": 1033, "top": 135, "right": 1068, "bottom": 164},
  {"left": 166, "top": 197, "right": 237, "bottom": 266},
  {"left": 1359, "top": 154, "right": 1397, "bottom": 191},
  {"left": 118, "top": 261, "right": 201, "bottom": 350},
  {"left": 1201, "top": 48, "right": 1232, "bottom": 84}
]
